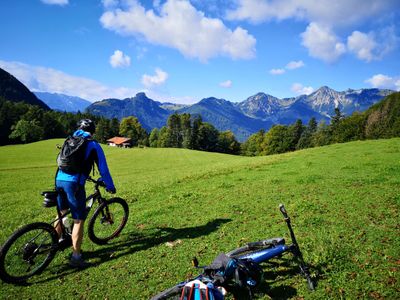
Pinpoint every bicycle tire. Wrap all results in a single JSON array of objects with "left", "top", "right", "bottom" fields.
[
  {"left": 0, "top": 222, "right": 58, "bottom": 283},
  {"left": 226, "top": 238, "right": 285, "bottom": 258},
  {"left": 87, "top": 197, "right": 129, "bottom": 245}
]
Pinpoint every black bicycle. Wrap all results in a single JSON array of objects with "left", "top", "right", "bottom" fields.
[{"left": 0, "top": 177, "right": 129, "bottom": 284}]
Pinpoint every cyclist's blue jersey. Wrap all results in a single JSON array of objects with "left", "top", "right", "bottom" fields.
[{"left": 56, "top": 130, "right": 115, "bottom": 191}]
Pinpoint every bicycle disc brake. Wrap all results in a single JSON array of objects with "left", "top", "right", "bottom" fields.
[{"left": 100, "top": 212, "right": 114, "bottom": 225}]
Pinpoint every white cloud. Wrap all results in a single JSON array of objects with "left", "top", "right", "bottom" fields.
[
  {"left": 100, "top": 0, "right": 256, "bottom": 62},
  {"left": 270, "top": 60, "right": 304, "bottom": 75},
  {"left": 109, "top": 50, "right": 131, "bottom": 68},
  {"left": 269, "top": 68, "right": 285, "bottom": 75},
  {"left": 365, "top": 74, "right": 400, "bottom": 91},
  {"left": 301, "top": 22, "right": 346, "bottom": 63},
  {"left": 291, "top": 83, "right": 314, "bottom": 95},
  {"left": 141, "top": 68, "right": 168, "bottom": 88},
  {"left": 347, "top": 27, "right": 399, "bottom": 62},
  {"left": 101, "top": 0, "right": 118, "bottom": 9},
  {"left": 219, "top": 80, "right": 232, "bottom": 88},
  {"left": 41, "top": 0, "right": 68, "bottom": 5},
  {"left": 286, "top": 60, "right": 305, "bottom": 70},
  {"left": 226, "top": 0, "right": 397, "bottom": 28},
  {"left": 228, "top": 1, "right": 399, "bottom": 63},
  {"left": 0, "top": 60, "right": 138, "bottom": 102},
  {"left": 0, "top": 60, "right": 198, "bottom": 104},
  {"left": 347, "top": 31, "right": 377, "bottom": 62}
]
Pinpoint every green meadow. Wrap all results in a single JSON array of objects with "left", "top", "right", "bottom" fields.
[{"left": 0, "top": 139, "right": 399, "bottom": 299}]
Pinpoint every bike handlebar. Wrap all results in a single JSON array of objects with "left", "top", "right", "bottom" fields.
[
  {"left": 279, "top": 204, "right": 289, "bottom": 219},
  {"left": 86, "top": 176, "right": 106, "bottom": 187}
]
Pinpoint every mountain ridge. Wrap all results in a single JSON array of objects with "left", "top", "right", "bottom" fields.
[
  {"left": 86, "top": 86, "right": 395, "bottom": 141},
  {"left": 34, "top": 92, "right": 91, "bottom": 112}
]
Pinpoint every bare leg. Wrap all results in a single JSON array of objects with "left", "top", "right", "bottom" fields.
[
  {"left": 71, "top": 219, "right": 84, "bottom": 256},
  {"left": 55, "top": 209, "right": 68, "bottom": 238}
]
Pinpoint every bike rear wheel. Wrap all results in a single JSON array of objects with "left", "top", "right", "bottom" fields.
[
  {"left": 0, "top": 222, "right": 58, "bottom": 283},
  {"left": 88, "top": 197, "right": 129, "bottom": 245}
]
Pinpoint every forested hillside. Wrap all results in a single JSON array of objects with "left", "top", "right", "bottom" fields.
[
  {"left": 241, "top": 92, "right": 400, "bottom": 156},
  {"left": 0, "top": 67, "right": 49, "bottom": 110}
]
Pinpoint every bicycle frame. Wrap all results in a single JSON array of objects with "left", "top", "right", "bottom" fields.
[
  {"left": 51, "top": 177, "right": 106, "bottom": 242},
  {"left": 229, "top": 204, "right": 314, "bottom": 290}
]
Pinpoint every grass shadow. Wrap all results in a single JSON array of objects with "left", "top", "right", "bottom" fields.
[
  {"left": 253, "top": 256, "right": 323, "bottom": 299},
  {"left": 32, "top": 218, "right": 231, "bottom": 284}
]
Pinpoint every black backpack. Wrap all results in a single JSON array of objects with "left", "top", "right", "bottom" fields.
[{"left": 57, "top": 136, "right": 89, "bottom": 174}]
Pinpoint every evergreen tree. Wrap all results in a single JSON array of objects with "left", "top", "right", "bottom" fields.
[
  {"left": 157, "top": 126, "right": 169, "bottom": 148},
  {"left": 166, "top": 113, "right": 182, "bottom": 148},
  {"left": 197, "top": 122, "right": 219, "bottom": 151},
  {"left": 41, "top": 111, "right": 64, "bottom": 139},
  {"left": 312, "top": 121, "right": 332, "bottom": 146},
  {"left": 191, "top": 115, "right": 202, "bottom": 150},
  {"left": 95, "top": 118, "right": 111, "bottom": 143},
  {"left": 331, "top": 107, "right": 344, "bottom": 127},
  {"left": 288, "top": 119, "right": 304, "bottom": 150},
  {"left": 149, "top": 128, "right": 160, "bottom": 147},
  {"left": 180, "top": 113, "right": 192, "bottom": 149},
  {"left": 297, "top": 117, "right": 317, "bottom": 150},
  {"left": 330, "top": 107, "right": 345, "bottom": 143},
  {"left": 109, "top": 118, "right": 120, "bottom": 137}
]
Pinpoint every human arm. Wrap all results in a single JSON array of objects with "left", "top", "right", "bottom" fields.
[{"left": 91, "top": 142, "right": 116, "bottom": 193}]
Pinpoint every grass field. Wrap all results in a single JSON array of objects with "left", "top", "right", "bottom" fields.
[{"left": 0, "top": 138, "right": 399, "bottom": 299}]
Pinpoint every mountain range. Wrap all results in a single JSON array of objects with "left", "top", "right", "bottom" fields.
[
  {"left": 86, "top": 87, "right": 394, "bottom": 141},
  {"left": 0, "top": 66, "right": 394, "bottom": 142},
  {"left": 34, "top": 92, "right": 91, "bottom": 112}
]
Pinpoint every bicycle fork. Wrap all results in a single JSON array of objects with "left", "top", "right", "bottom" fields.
[{"left": 279, "top": 204, "right": 314, "bottom": 290}]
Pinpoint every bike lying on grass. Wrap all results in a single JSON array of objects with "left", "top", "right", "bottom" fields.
[
  {"left": 152, "top": 204, "right": 314, "bottom": 300},
  {"left": 0, "top": 177, "right": 129, "bottom": 284}
]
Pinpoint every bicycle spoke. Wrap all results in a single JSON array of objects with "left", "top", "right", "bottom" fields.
[
  {"left": 88, "top": 198, "right": 129, "bottom": 245},
  {"left": 0, "top": 223, "right": 58, "bottom": 283}
]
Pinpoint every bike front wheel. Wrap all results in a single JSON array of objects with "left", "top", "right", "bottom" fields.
[
  {"left": 0, "top": 222, "right": 58, "bottom": 283},
  {"left": 88, "top": 197, "right": 129, "bottom": 245}
]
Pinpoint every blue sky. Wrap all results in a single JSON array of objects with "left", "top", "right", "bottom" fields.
[{"left": 0, "top": 0, "right": 399, "bottom": 104}]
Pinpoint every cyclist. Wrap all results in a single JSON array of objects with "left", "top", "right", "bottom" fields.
[{"left": 55, "top": 119, "right": 116, "bottom": 268}]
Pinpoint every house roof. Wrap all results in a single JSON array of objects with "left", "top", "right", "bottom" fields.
[{"left": 107, "top": 137, "right": 132, "bottom": 145}]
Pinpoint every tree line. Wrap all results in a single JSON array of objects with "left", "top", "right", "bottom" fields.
[
  {"left": 0, "top": 97, "right": 99, "bottom": 145},
  {"left": 241, "top": 92, "right": 400, "bottom": 156},
  {"left": 0, "top": 97, "right": 240, "bottom": 154},
  {"left": 1, "top": 92, "right": 399, "bottom": 155},
  {"left": 97, "top": 113, "right": 241, "bottom": 154}
]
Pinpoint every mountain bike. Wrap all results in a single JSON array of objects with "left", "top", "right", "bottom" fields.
[
  {"left": 0, "top": 177, "right": 129, "bottom": 284},
  {"left": 151, "top": 204, "right": 314, "bottom": 299}
]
